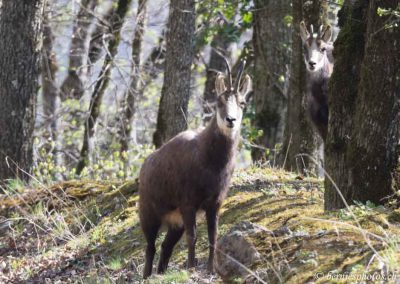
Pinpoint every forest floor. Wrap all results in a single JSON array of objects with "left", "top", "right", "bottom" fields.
[{"left": 1, "top": 167, "right": 400, "bottom": 283}]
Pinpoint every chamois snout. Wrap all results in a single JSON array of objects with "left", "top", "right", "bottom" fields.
[
  {"left": 308, "top": 60, "right": 316, "bottom": 70},
  {"left": 225, "top": 116, "right": 236, "bottom": 128}
]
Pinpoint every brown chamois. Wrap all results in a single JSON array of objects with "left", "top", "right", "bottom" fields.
[
  {"left": 139, "top": 60, "right": 252, "bottom": 278},
  {"left": 300, "top": 21, "right": 334, "bottom": 141}
]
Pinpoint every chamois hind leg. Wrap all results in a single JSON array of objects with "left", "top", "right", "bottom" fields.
[
  {"left": 157, "top": 226, "right": 184, "bottom": 274},
  {"left": 141, "top": 218, "right": 161, "bottom": 278},
  {"left": 182, "top": 208, "right": 197, "bottom": 269}
]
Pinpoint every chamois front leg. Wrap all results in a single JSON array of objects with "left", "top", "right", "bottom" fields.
[
  {"left": 182, "top": 207, "right": 197, "bottom": 269},
  {"left": 206, "top": 205, "right": 219, "bottom": 273}
]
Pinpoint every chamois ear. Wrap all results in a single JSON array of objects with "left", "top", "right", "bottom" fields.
[
  {"left": 299, "top": 21, "right": 310, "bottom": 43},
  {"left": 321, "top": 25, "right": 332, "bottom": 42},
  {"left": 238, "top": 75, "right": 252, "bottom": 102},
  {"left": 215, "top": 73, "right": 227, "bottom": 96}
]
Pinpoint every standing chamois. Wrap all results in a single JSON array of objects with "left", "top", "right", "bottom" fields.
[
  {"left": 300, "top": 21, "right": 334, "bottom": 141},
  {"left": 139, "top": 60, "right": 252, "bottom": 278}
]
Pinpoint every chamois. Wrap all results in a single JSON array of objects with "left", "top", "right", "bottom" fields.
[
  {"left": 300, "top": 21, "right": 334, "bottom": 141},
  {"left": 138, "top": 60, "right": 252, "bottom": 278}
]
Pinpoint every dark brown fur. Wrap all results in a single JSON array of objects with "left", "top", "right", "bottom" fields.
[
  {"left": 307, "top": 61, "right": 331, "bottom": 141},
  {"left": 139, "top": 117, "right": 239, "bottom": 278}
]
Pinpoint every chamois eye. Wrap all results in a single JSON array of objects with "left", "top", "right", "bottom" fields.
[
  {"left": 239, "top": 101, "right": 246, "bottom": 108},
  {"left": 321, "top": 47, "right": 326, "bottom": 52}
]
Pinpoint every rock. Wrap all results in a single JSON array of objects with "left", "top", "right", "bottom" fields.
[
  {"left": 215, "top": 221, "right": 262, "bottom": 281},
  {"left": 272, "top": 226, "right": 292, "bottom": 237},
  {"left": 387, "top": 209, "right": 400, "bottom": 224}
]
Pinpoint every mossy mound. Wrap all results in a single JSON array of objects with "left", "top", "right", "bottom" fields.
[{"left": 0, "top": 167, "right": 399, "bottom": 283}]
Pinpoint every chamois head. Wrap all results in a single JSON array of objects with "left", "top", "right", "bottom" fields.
[
  {"left": 214, "top": 60, "right": 252, "bottom": 138},
  {"left": 300, "top": 21, "right": 332, "bottom": 72}
]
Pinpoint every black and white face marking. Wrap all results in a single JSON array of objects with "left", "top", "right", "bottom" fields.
[
  {"left": 215, "top": 73, "right": 252, "bottom": 138},
  {"left": 300, "top": 21, "right": 332, "bottom": 72}
]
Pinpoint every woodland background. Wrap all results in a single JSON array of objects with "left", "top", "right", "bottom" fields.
[{"left": 0, "top": 0, "right": 398, "bottom": 209}]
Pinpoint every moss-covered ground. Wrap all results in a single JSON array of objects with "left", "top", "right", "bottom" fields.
[{"left": 0, "top": 167, "right": 399, "bottom": 283}]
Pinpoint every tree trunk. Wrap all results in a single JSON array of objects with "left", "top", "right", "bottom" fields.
[
  {"left": 202, "top": 38, "right": 231, "bottom": 124},
  {"left": 119, "top": 0, "right": 148, "bottom": 155},
  {"left": 251, "top": 0, "right": 291, "bottom": 163},
  {"left": 325, "top": 0, "right": 400, "bottom": 210},
  {"left": 41, "top": 5, "right": 58, "bottom": 155},
  {"left": 153, "top": 0, "right": 196, "bottom": 148},
  {"left": 0, "top": 0, "right": 45, "bottom": 185},
  {"left": 60, "top": 0, "right": 97, "bottom": 101},
  {"left": 88, "top": 3, "right": 116, "bottom": 66},
  {"left": 280, "top": 0, "right": 327, "bottom": 174},
  {"left": 76, "top": 0, "right": 132, "bottom": 175}
]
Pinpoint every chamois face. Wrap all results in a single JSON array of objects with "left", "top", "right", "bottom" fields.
[
  {"left": 300, "top": 21, "right": 332, "bottom": 72},
  {"left": 215, "top": 73, "right": 252, "bottom": 138}
]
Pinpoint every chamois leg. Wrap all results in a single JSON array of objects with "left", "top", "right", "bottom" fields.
[
  {"left": 157, "top": 226, "right": 185, "bottom": 273},
  {"left": 142, "top": 220, "right": 161, "bottom": 278},
  {"left": 182, "top": 208, "right": 197, "bottom": 268},
  {"left": 206, "top": 206, "right": 219, "bottom": 273}
]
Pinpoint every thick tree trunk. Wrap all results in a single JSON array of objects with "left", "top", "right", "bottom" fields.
[
  {"left": 60, "top": 0, "right": 97, "bottom": 101},
  {"left": 153, "top": 0, "right": 196, "bottom": 148},
  {"left": 0, "top": 0, "right": 45, "bottom": 185},
  {"left": 119, "top": 0, "right": 148, "bottom": 155},
  {"left": 76, "top": 0, "right": 132, "bottom": 175},
  {"left": 325, "top": 0, "right": 400, "bottom": 210},
  {"left": 251, "top": 0, "right": 291, "bottom": 163},
  {"left": 280, "top": 0, "right": 326, "bottom": 174}
]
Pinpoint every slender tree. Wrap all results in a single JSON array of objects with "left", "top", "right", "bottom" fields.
[
  {"left": 251, "top": 0, "right": 291, "bottom": 162},
  {"left": 41, "top": 4, "right": 58, "bottom": 154},
  {"left": 88, "top": 3, "right": 116, "bottom": 67},
  {"left": 60, "top": 0, "right": 97, "bottom": 101},
  {"left": 325, "top": 0, "right": 400, "bottom": 210},
  {"left": 153, "top": 0, "right": 196, "bottom": 148},
  {"left": 280, "top": 0, "right": 327, "bottom": 174},
  {"left": 119, "top": 0, "right": 148, "bottom": 155},
  {"left": 76, "top": 0, "right": 132, "bottom": 175},
  {"left": 0, "top": 0, "right": 45, "bottom": 185}
]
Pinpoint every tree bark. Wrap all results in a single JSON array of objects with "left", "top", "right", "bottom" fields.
[
  {"left": 251, "top": 0, "right": 291, "bottom": 163},
  {"left": 280, "top": 0, "right": 327, "bottom": 174},
  {"left": 0, "top": 0, "right": 45, "bottom": 185},
  {"left": 88, "top": 3, "right": 116, "bottom": 66},
  {"left": 76, "top": 0, "right": 132, "bottom": 175},
  {"left": 119, "top": 0, "right": 148, "bottom": 155},
  {"left": 202, "top": 36, "right": 231, "bottom": 124},
  {"left": 325, "top": 0, "right": 400, "bottom": 210},
  {"left": 60, "top": 0, "right": 97, "bottom": 101},
  {"left": 153, "top": 0, "right": 196, "bottom": 148},
  {"left": 41, "top": 5, "right": 58, "bottom": 154}
]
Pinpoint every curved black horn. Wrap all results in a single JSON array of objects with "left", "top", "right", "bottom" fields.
[
  {"left": 212, "top": 48, "right": 232, "bottom": 90},
  {"left": 234, "top": 60, "right": 246, "bottom": 92}
]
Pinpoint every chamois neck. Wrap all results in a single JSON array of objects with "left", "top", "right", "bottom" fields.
[{"left": 199, "top": 117, "right": 239, "bottom": 170}]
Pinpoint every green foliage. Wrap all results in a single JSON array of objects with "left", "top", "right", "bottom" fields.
[
  {"left": 377, "top": 5, "right": 400, "bottom": 29},
  {"left": 283, "top": 15, "right": 293, "bottom": 27},
  {"left": 5, "top": 179, "right": 25, "bottom": 194},
  {"left": 241, "top": 104, "right": 263, "bottom": 150},
  {"left": 195, "top": 0, "right": 253, "bottom": 49},
  {"left": 105, "top": 257, "right": 124, "bottom": 270},
  {"left": 338, "top": 200, "right": 380, "bottom": 221},
  {"left": 148, "top": 270, "right": 190, "bottom": 284}
]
